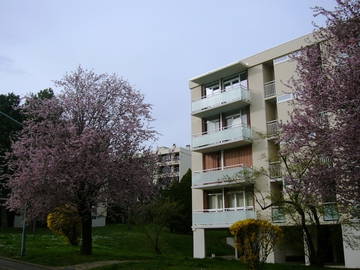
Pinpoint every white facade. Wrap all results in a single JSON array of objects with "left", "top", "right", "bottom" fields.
[
  {"left": 156, "top": 145, "right": 191, "bottom": 186},
  {"left": 189, "top": 33, "right": 360, "bottom": 268}
]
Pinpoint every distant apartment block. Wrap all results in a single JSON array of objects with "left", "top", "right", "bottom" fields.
[
  {"left": 156, "top": 145, "right": 191, "bottom": 187},
  {"left": 189, "top": 33, "right": 360, "bottom": 268}
]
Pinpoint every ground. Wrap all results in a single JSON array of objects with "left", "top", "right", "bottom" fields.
[{"left": 0, "top": 224, "right": 344, "bottom": 270}]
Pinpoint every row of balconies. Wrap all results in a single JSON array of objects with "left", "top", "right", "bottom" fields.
[
  {"left": 192, "top": 203, "right": 339, "bottom": 229},
  {"left": 191, "top": 80, "right": 283, "bottom": 228}
]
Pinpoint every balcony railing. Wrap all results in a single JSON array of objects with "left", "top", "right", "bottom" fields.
[
  {"left": 192, "top": 208, "right": 256, "bottom": 228},
  {"left": 269, "top": 161, "right": 281, "bottom": 179},
  {"left": 264, "top": 80, "right": 276, "bottom": 98},
  {"left": 192, "top": 86, "right": 250, "bottom": 115},
  {"left": 323, "top": 202, "right": 339, "bottom": 221},
  {"left": 192, "top": 164, "right": 252, "bottom": 188},
  {"left": 272, "top": 206, "right": 286, "bottom": 223},
  {"left": 192, "top": 124, "right": 251, "bottom": 151},
  {"left": 266, "top": 120, "right": 278, "bottom": 137}
]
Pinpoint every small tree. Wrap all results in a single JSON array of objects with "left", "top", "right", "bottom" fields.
[
  {"left": 230, "top": 219, "right": 282, "bottom": 270},
  {"left": 137, "top": 199, "right": 180, "bottom": 254},
  {"left": 47, "top": 204, "right": 81, "bottom": 246},
  {"left": 162, "top": 169, "right": 192, "bottom": 233}
]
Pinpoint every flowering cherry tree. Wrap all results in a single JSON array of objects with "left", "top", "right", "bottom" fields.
[
  {"left": 281, "top": 0, "right": 360, "bottom": 214},
  {"left": 5, "top": 67, "right": 157, "bottom": 255}
]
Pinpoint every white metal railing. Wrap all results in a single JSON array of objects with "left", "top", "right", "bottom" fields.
[
  {"left": 323, "top": 202, "right": 339, "bottom": 221},
  {"left": 272, "top": 206, "right": 286, "bottom": 223},
  {"left": 269, "top": 161, "right": 281, "bottom": 179},
  {"left": 264, "top": 80, "right": 276, "bottom": 98},
  {"left": 192, "top": 86, "right": 250, "bottom": 114},
  {"left": 193, "top": 163, "right": 244, "bottom": 174},
  {"left": 192, "top": 124, "right": 252, "bottom": 150},
  {"left": 266, "top": 120, "right": 278, "bottom": 137}
]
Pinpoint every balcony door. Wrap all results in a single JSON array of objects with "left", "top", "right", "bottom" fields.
[
  {"left": 226, "top": 191, "right": 253, "bottom": 209},
  {"left": 208, "top": 193, "right": 223, "bottom": 211},
  {"left": 204, "top": 82, "right": 220, "bottom": 98},
  {"left": 223, "top": 76, "right": 240, "bottom": 91},
  {"left": 225, "top": 113, "right": 241, "bottom": 129}
]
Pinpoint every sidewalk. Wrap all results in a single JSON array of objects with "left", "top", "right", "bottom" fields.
[{"left": 0, "top": 257, "right": 51, "bottom": 270}]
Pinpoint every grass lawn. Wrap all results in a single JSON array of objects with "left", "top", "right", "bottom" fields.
[
  {"left": 0, "top": 225, "right": 338, "bottom": 270},
  {"left": 93, "top": 258, "right": 333, "bottom": 270}
]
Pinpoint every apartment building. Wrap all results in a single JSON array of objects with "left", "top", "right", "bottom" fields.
[
  {"left": 189, "top": 33, "right": 360, "bottom": 268},
  {"left": 156, "top": 145, "right": 191, "bottom": 187}
]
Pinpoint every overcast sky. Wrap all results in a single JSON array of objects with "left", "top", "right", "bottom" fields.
[{"left": 0, "top": 0, "right": 336, "bottom": 148}]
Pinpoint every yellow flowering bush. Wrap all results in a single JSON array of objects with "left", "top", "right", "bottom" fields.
[
  {"left": 230, "top": 219, "right": 282, "bottom": 270},
  {"left": 47, "top": 204, "right": 81, "bottom": 246}
]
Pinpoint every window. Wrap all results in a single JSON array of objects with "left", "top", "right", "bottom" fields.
[
  {"left": 208, "top": 193, "right": 223, "bottom": 210},
  {"left": 223, "top": 76, "right": 240, "bottom": 91},
  {"left": 273, "top": 51, "right": 300, "bottom": 65},
  {"left": 240, "top": 72, "right": 248, "bottom": 89},
  {"left": 277, "top": 93, "right": 293, "bottom": 103},
  {"left": 225, "top": 113, "right": 241, "bottom": 128},
  {"left": 206, "top": 118, "right": 220, "bottom": 134},
  {"left": 204, "top": 82, "right": 220, "bottom": 98},
  {"left": 224, "top": 108, "right": 249, "bottom": 128},
  {"left": 273, "top": 55, "right": 290, "bottom": 65},
  {"left": 227, "top": 191, "right": 253, "bottom": 209}
]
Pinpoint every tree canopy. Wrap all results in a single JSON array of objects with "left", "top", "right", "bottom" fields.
[{"left": 5, "top": 67, "right": 157, "bottom": 254}]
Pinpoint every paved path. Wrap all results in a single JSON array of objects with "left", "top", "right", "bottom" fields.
[
  {"left": 0, "top": 257, "right": 51, "bottom": 270},
  {"left": 0, "top": 258, "right": 135, "bottom": 270}
]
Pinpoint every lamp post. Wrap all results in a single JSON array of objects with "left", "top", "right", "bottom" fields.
[{"left": 0, "top": 110, "right": 26, "bottom": 256}]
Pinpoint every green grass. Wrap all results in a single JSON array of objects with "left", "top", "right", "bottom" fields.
[
  {"left": 0, "top": 224, "right": 196, "bottom": 266},
  {"left": 94, "top": 258, "right": 335, "bottom": 270},
  {"left": 0, "top": 225, "right": 340, "bottom": 270}
]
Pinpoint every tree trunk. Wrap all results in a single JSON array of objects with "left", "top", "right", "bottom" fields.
[
  {"left": 297, "top": 206, "right": 318, "bottom": 266},
  {"left": 80, "top": 209, "right": 92, "bottom": 255},
  {"left": 309, "top": 206, "right": 325, "bottom": 267},
  {"left": 0, "top": 206, "right": 8, "bottom": 228}
]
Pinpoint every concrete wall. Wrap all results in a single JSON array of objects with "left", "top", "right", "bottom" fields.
[{"left": 342, "top": 224, "right": 360, "bottom": 268}]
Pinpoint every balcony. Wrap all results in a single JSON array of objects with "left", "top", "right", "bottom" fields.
[
  {"left": 266, "top": 120, "right": 279, "bottom": 138},
  {"left": 192, "top": 125, "right": 252, "bottom": 152},
  {"left": 323, "top": 202, "right": 339, "bottom": 221},
  {"left": 192, "top": 86, "right": 250, "bottom": 118},
  {"left": 192, "top": 208, "right": 256, "bottom": 229},
  {"left": 272, "top": 206, "right": 286, "bottom": 223},
  {"left": 264, "top": 80, "right": 276, "bottom": 99},
  {"left": 192, "top": 164, "right": 253, "bottom": 189},
  {"left": 269, "top": 161, "right": 282, "bottom": 180}
]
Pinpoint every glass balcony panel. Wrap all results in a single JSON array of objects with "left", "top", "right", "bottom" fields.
[
  {"left": 192, "top": 86, "right": 250, "bottom": 114},
  {"left": 193, "top": 165, "right": 252, "bottom": 187},
  {"left": 192, "top": 125, "right": 251, "bottom": 150},
  {"left": 192, "top": 209, "right": 256, "bottom": 227}
]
